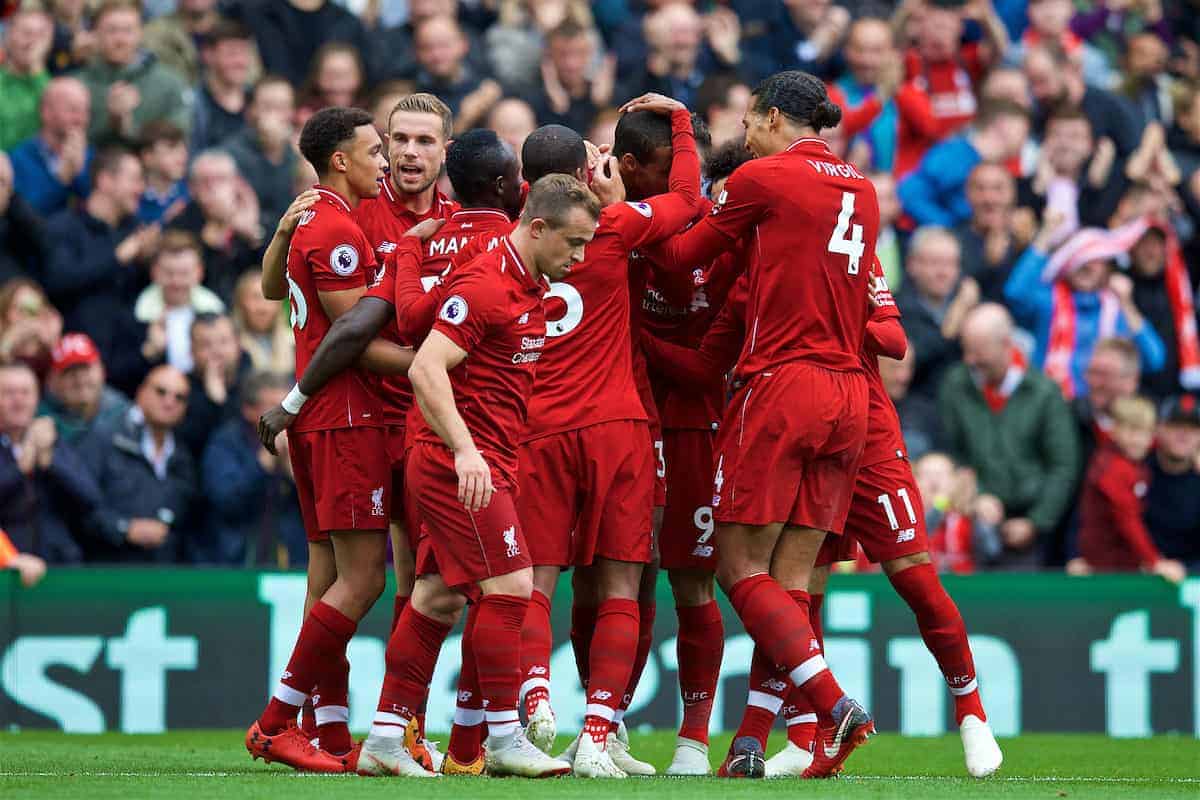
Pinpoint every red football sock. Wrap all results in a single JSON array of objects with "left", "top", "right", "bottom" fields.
[
  {"left": 616, "top": 599, "right": 656, "bottom": 720},
  {"left": 675, "top": 601, "right": 724, "bottom": 744},
  {"left": 314, "top": 655, "right": 352, "bottom": 754},
  {"left": 373, "top": 606, "right": 451, "bottom": 737},
  {"left": 448, "top": 604, "right": 484, "bottom": 763},
  {"left": 571, "top": 602, "right": 598, "bottom": 689},
  {"left": 889, "top": 563, "right": 984, "bottom": 724},
  {"left": 809, "top": 593, "right": 825, "bottom": 650},
  {"left": 582, "top": 598, "right": 639, "bottom": 744},
  {"left": 736, "top": 645, "right": 788, "bottom": 750},
  {"left": 260, "top": 601, "right": 356, "bottom": 734},
  {"left": 391, "top": 594, "right": 409, "bottom": 634},
  {"left": 727, "top": 574, "right": 843, "bottom": 725},
  {"left": 474, "top": 594, "right": 529, "bottom": 739},
  {"left": 520, "top": 590, "right": 553, "bottom": 718},
  {"left": 780, "top": 593, "right": 823, "bottom": 752}
]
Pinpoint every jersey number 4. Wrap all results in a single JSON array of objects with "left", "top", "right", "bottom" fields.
[{"left": 828, "top": 191, "right": 865, "bottom": 275}]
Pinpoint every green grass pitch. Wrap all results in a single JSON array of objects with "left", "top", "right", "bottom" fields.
[{"left": 1, "top": 730, "right": 1198, "bottom": 799}]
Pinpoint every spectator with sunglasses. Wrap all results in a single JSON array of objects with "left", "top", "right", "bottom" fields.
[{"left": 78, "top": 364, "right": 197, "bottom": 563}]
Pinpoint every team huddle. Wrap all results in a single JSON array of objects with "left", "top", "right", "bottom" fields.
[{"left": 242, "top": 70, "right": 1004, "bottom": 781}]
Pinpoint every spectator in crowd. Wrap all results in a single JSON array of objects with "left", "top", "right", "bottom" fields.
[
  {"left": 142, "top": 0, "right": 223, "bottom": 85},
  {"left": 1074, "top": 337, "right": 1143, "bottom": 467},
  {"left": 1003, "top": 0, "right": 1112, "bottom": 88},
  {"left": 170, "top": 149, "right": 263, "bottom": 305},
  {"left": 8, "top": 76, "right": 93, "bottom": 215},
  {"left": 136, "top": 120, "right": 189, "bottom": 224},
  {"left": 232, "top": 270, "right": 293, "bottom": 375},
  {"left": 1004, "top": 215, "right": 1166, "bottom": 399},
  {"left": 200, "top": 370, "right": 306, "bottom": 566},
  {"left": 695, "top": 72, "right": 751, "bottom": 148},
  {"left": 1073, "top": 0, "right": 1174, "bottom": 73},
  {"left": 366, "top": 0, "right": 481, "bottom": 85},
  {"left": 586, "top": 107, "right": 620, "bottom": 151},
  {"left": 38, "top": 333, "right": 132, "bottom": 447},
  {"left": 488, "top": 97, "right": 538, "bottom": 170},
  {"left": 824, "top": 17, "right": 907, "bottom": 174},
  {"left": 239, "top": 0, "right": 370, "bottom": 89},
  {"left": 748, "top": 0, "right": 849, "bottom": 79},
  {"left": 1127, "top": 220, "right": 1200, "bottom": 400},
  {"left": 77, "top": 0, "right": 194, "bottom": 143},
  {"left": 413, "top": 15, "right": 501, "bottom": 129},
  {"left": 220, "top": 75, "right": 298, "bottom": 236},
  {"left": 1073, "top": 394, "right": 1186, "bottom": 580},
  {"left": 44, "top": 0, "right": 96, "bottom": 75},
  {"left": 896, "top": 226, "right": 979, "bottom": 401},
  {"left": 940, "top": 303, "right": 1081, "bottom": 568},
  {"left": 0, "top": 279, "right": 63, "bottom": 379},
  {"left": 43, "top": 146, "right": 153, "bottom": 356},
  {"left": 297, "top": 42, "right": 367, "bottom": 123},
  {"left": 955, "top": 162, "right": 1025, "bottom": 302},
  {"left": 872, "top": 171, "right": 903, "bottom": 287},
  {"left": 1023, "top": 42, "right": 1141, "bottom": 158},
  {"left": 913, "top": 450, "right": 1003, "bottom": 574},
  {"left": 177, "top": 312, "right": 252, "bottom": 459},
  {"left": 0, "top": 153, "right": 48, "bottom": 286},
  {"left": 898, "top": 99, "right": 1030, "bottom": 227},
  {"left": 190, "top": 20, "right": 254, "bottom": 152},
  {"left": 367, "top": 79, "right": 417, "bottom": 137},
  {"left": 113, "top": 229, "right": 224, "bottom": 392},
  {"left": 879, "top": 344, "right": 942, "bottom": 460},
  {"left": 1120, "top": 32, "right": 1175, "bottom": 128},
  {"left": 0, "top": 6, "right": 55, "bottom": 152},
  {"left": 1144, "top": 394, "right": 1200, "bottom": 568},
  {"left": 531, "top": 20, "right": 613, "bottom": 135},
  {"left": 0, "top": 361, "right": 100, "bottom": 565},
  {"left": 79, "top": 364, "right": 196, "bottom": 563},
  {"left": 484, "top": 0, "right": 596, "bottom": 92},
  {"left": 0, "top": 525, "right": 48, "bottom": 588}
]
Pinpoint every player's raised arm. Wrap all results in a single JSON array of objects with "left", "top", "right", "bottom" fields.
[{"left": 261, "top": 190, "right": 319, "bottom": 300}]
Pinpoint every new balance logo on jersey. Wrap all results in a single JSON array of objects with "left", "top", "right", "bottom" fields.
[
  {"left": 298, "top": 210, "right": 316, "bottom": 227},
  {"left": 371, "top": 487, "right": 385, "bottom": 517},
  {"left": 503, "top": 526, "right": 520, "bottom": 557},
  {"left": 590, "top": 690, "right": 613, "bottom": 701},
  {"left": 896, "top": 527, "right": 916, "bottom": 544},
  {"left": 376, "top": 240, "right": 398, "bottom": 254},
  {"left": 692, "top": 545, "right": 714, "bottom": 557},
  {"left": 519, "top": 312, "right": 529, "bottom": 324}
]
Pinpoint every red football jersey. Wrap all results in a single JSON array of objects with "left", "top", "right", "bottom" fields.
[
  {"left": 896, "top": 45, "right": 984, "bottom": 176},
  {"left": 423, "top": 207, "right": 512, "bottom": 278},
  {"left": 860, "top": 288, "right": 908, "bottom": 468},
  {"left": 286, "top": 186, "right": 383, "bottom": 433},
  {"left": 354, "top": 181, "right": 458, "bottom": 425},
  {"left": 525, "top": 107, "right": 701, "bottom": 440},
  {"left": 408, "top": 238, "right": 548, "bottom": 485},
  {"left": 655, "top": 137, "right": 879, "bottom": 381}
]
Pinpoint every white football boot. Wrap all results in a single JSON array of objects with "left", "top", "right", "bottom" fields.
[
  {"left": 665, "top": 736, "right": 711, "bottom": 776},
  {"left": 960, "top": 715, "right": 1003, "bottom": 777},
  {"left": 526, "top": 699, "right": 557, "bottom": 755},
  {"left": 485, "top": 729, "right": 572, "bottom": 778},
  {"left": 607, "top": 721, "right": 655, "bottom": 775},
  {"left": 357, "top": 734, "right": 440, "bottom": 777},
  {"left": 764, "top": 741, "right": 815, "bottom": 777},
  {"left": 571, "top": 733, "right": 627, "bottom": 778}
]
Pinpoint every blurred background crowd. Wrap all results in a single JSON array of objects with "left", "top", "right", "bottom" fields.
[{"left": 0, "top": 0, "right": 1198, "bottom": 584}]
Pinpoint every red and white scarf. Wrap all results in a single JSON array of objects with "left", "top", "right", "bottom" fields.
[
  {"left": 1159, "top": 223, "right": 1200, "bottom": 390},
  {"left": 976, "top": 346, "right": 1027, "bottom": 414}
]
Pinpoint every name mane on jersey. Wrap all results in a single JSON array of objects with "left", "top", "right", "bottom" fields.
[
  {"left": 806, "top": 160, "right": 866, "bottom": 180},
  {"left": 428, "top": 235, "right": 469, "bottom": 257}
]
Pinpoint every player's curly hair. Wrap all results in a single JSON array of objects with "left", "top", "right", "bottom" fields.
[
  {"left": 750, "top": 70, "right": 842, "bottom": 133},
  {"left": 704, "top": 139, "right": 754, "bottom": 185},
  {"left": 298, "top": 106, "right": 375, "bottom": 175}
]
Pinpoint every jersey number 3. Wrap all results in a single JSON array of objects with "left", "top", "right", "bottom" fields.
[{"left": 828, "top": 191, "right": 864, "bottom": 275}]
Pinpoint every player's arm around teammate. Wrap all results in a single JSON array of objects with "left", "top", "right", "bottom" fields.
[{"left": 260, "top": 189, "right": 319, "bottom": 300}]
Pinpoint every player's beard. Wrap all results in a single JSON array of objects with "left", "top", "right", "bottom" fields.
[{"left": 389, "top": 165, "right": 439, "bottom": 198}]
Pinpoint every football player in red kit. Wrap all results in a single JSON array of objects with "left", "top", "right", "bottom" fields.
[
  {"left": 244, "top": 107, "right": 410, "bottom": 773},
  {"left": 356, "top": 175, "right": 601, "bottom": 779},
  {"left": 510, "top": 96, "right": 700, "bottom": 778},
  {"left": 626, "top": 71, "right": 879, "bottom": 778}
]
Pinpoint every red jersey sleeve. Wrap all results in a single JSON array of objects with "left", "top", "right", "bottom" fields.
[
  {"left": 642, "top": 272, "right": 747, "bottom": 387},
  {"left": 609, "top": 108, "right": 701, "bottom": 252},
  {"left": 1094, "top": 460, "right": 1162, "bottom": 567},
  {"left": 864, "top": 270, "right": 906, "bottom": 359},
  {"left": 391, "top": 241, "right": 441, "bottom": 341},
  {"left": 430, "top": 269, "right": 498, "bottom": 355},
  {"left": 648, "top": 164, "right": 768, "bottom": 269},
  {"left": 311, "top": 219, "right": 376, "bottom": 292}
]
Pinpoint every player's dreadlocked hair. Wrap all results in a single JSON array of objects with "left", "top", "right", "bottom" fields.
[
  {"left": 298, "top": 106, "right": 375, "bottom": 175},
  {"left": 750, "top": 70, "right": 842, "bottom": 133},
  {"left": 522, "top": 125, "right": 588, "bottom": 184},
  {"left": 704, "top": 139, "right": 754, "bottom": 186},
  {"left": 446, "top": 129, "right": 514, "bottom": 205}
]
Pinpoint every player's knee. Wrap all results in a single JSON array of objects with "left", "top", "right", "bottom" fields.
[
  {"left": 412, "top": 579, "right": 466, "bottom": 623},
  {"left": 668, "top": 569, "right": 715, "bottom": 606},
  {"left": 882, "top": 551, "right": 932, "bottom": 578}
]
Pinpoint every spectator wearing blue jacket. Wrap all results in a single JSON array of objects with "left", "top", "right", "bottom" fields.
[
  {"left": 199, "top": 370, "right": 305, "bottom": 567},
  {"left": 1004, "top": 218, "right": 1166, "bottom": 399},
  {"left": 7, "top": 76, "right": 93, "bottom": 215},
  {"left": 898, "top": 100, "right": 1030, "bottom": 227}
]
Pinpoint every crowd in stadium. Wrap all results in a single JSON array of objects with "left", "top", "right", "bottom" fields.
[{"left": 1, "top": 0, "right": 1199, "bottom": 588}]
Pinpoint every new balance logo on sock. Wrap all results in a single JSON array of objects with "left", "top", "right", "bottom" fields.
[
  {"left": 502, "top": 526, "right": 520, "bottom": 557},
  {"left": 896, "top": 527, "right": 916, "bottom": 543},
  {"left": 763, "top": 678, "right": 787, "bottom": 692},
  {"left": 458, "top": 690, "right": 473, "bottom": 702},
  {"left": 528, "top": 666, "right": 547, "bottom": 676},
  {"left": 590, "top": 690, "right": 613, "bottom": 701},
  {"left": 810, "top": 638, "right": 821, "bottom": 651}
]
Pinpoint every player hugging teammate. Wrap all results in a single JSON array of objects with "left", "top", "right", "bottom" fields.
[{"left": 244, "top": 73, "right": 1003, "bottom": 780}]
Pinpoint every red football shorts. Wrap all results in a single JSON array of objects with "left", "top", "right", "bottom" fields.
[
  {"left": 384, "top": 423, "right": 420, "bottom": 551},
  {"left": 405, "top": 442, "right": 532, "bottom": 591},
  {"left": 517, "top": 419, "right": 654, "bottom": 567},
  {"left": 289, "top": 426, "right": 390, "bottom": 541},
  {"left": 816, "top": 531, "right": 859, "bottom": 567},
  {"left": 711, "top": 362, "right": 868, "bottom": 532},
  {"left": 650, "top": 419, "right": 666, "bottom": 507},
  {"left": 843, "top": 457, "right": 929, "bottom": 563},
  {"left": 660, "top": 428, "right": 718, "bottom": 570}
]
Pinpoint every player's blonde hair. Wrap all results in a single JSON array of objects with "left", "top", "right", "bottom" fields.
[
  {"left": 389, "top": 93, "right": 453, "bottom": 141},
  {"left": 1111, "top": 396, "right": 1156, "bottom": 431}
]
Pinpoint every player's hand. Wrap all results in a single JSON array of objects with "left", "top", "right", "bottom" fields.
[
  {"left": 619, "top": 93, "right": 686, "bottom": 116},
  {"left": 10, "top": 553, "right": 48, "bottom": 588},
  {"left": 403, "top": 218, "right": 446, "bottom": 242},
  {"left": 1151, "top": 558, "right": 1186, "bottom": 584},
  {"left": 455, "top": 448, "right": 494, "bottom": 512},
  {"left": 583, "top": 140, "right": 612, "bottom": 174},
  {"left": 127, "top": 519, "right": 170, "bottom": 549},
  {"left": 1000, "top": 517, "right": 1036, "bottom": 549},
  {"left": 278, "top": 190, "right": 320, "bottom": 236},
  {"left": 590, "top": 155, "right": 626, "bottom": 207},
  {"left": 258, "top": 405, "right": 297, "bottom": 454}
]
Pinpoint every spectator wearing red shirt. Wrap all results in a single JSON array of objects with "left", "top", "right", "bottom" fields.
[{"left": 1075, "top": 395, "right": 1187, "bottom": 581}]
